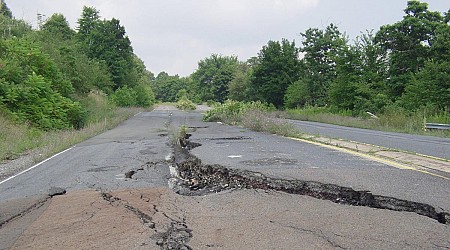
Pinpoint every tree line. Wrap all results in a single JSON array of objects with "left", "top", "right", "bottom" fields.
[
  {"left": 1, "top": 0, "right": 448, "bottom": 131},
  {"left": 157, "top": 0, "right": 449, "bottom": 117},
  {"left": 0, "top": 1, "right": 155, "bottom": 130}
]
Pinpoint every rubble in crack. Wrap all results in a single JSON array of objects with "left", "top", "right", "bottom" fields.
[{"left": 170, "top": 132, "right": 450, "bottom": 225}]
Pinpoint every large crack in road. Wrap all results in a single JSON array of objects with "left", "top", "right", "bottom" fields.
[{"left": 170, "top": 132, "right": 450, "bottom": 226}]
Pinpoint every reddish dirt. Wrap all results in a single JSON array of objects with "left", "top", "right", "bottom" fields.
[
  {"left": 6, "top": 188, "right": 450, "bottom": 249},
  {"left": 10, "top": 188, "right": 175, "bottom": 250}
]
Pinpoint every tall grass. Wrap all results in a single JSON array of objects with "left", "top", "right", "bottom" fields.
[
  {"left": 284, "top": 105, "right": 449, "bottom": 137},
  {"left": 204, "top": 100, "right": 298, "bottom": 137},
  {"left": 0, "top": 92, "right": 146, "bottom": 163}
]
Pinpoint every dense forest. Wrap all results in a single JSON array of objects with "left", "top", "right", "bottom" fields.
[
  {"left": 157, "top": 1, "right": 449, "bottom": 118},
  {"left": 0, "top": 1, "right": 155, "bottom": 131},
  {"left": 1, "top": 0, "right": 449, "bottom": 134}
]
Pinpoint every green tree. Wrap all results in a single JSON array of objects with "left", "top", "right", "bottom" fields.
[
  {"left": 431, "top": 22, "right": 450, "bottom": 62},
  {"left": 0, "top": 2, "right": 31, "bottom": 39},
  {"left": 401, "top": 60, "right": 450, "bottom": 110},
  {"left": 329, "top": 31, "right": 389, "bottom": 113},
  {"left": 300, "top": 24, "right": 346, "bottom": 106},
  {"left": 375, "top": 0, "right": 445, "bottom": 98},
  {"left": 41, "top": 13, "right": 75, "bottom": 40},
  {"left": 228, "top": 61, "right": 252, "bottom": 101},
  {"left": 151, "top": 72, "right": 187, "bottom": 102},
  {"left": 77, "top": 7, "right": 134, "bottom": 90},
  {"left": 76, "top": 6, "right": 100, "bottom": 44},
  {"left": 0, "top": 0, "right": 12, "bottom": 19},
  {"left": 111, "top": 85, "right": 136, "bottom": 107},
  {"left": 134, "top": 84, "right": 155, "bottom": 107},
  {"left": 1, "top": 38, "right": 74, "bottom": 97},
  {"left": 250, "top": 39, "right": 300, "bottom": 108},
  {"left": 191, "top": 54, "right": 238, "bottom": 103},
  {"left": 284, "top": 80, "right": 309, "bottom": 108}
]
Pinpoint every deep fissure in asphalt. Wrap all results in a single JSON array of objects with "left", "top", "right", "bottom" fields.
[{"left": 171, "top": 134, "right": 450, "bottom": 225}]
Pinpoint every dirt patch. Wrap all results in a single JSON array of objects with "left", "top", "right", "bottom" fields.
[
  {"left": 10, "top": 188, "right": 191, "bottom": 250},
  {"left": 11, "top": 190, "right": 152, "bottom": 249}
]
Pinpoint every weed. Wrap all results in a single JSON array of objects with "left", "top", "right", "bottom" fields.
[
  {"left": 204, "top": 100, "right": 299, "bottom": 138},
  {"left": 176, "top": 96, "right": 196, "bottom": 111},
  {"left": 284, "top": 106, "right": 449, "bottom": 137}
]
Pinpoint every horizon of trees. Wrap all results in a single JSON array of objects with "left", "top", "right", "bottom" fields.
[
  {"left": 1, "top": 0, "right": 449, "bottom": 131},
  {"left": 156, "top": 0, "right": 448, "bottom": 117}
]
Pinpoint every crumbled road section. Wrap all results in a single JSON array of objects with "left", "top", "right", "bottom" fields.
[
  {"left": 101, "top": 190, "right": 193, "bottom": 250},
  {"left": 153, "top": 221, "right": 193, "bottom": 250},
  {"left": 171, "top": 136, "right": 450, "bottom": 225}
]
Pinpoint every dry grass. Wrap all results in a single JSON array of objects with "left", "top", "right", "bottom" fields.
[
  {"left": 284, "top": 107, "right": 450, "bottom": 137},
  {"left": 241, "top": 109, "right": 298, "bottom": 137},
  {"left": 1, "top": 93, "right": 147, "bottom": 163}
]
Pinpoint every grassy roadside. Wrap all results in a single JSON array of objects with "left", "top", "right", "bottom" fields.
[
  {"left": 282, "top": 107, "right": 450, "bottom": 138},
  {"left": 203, "top": 101, "right": 449, "bottom": 138},
  {"left": 0, "top": 93, "right": 147, "bottom": 163}
]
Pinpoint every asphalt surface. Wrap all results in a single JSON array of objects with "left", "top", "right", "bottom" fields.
[
  {"left": 1, "top": 106, "right": 449, "bottom": 249},
  {"left": 0, "top": 110, "right": 173, "bottom": 201},
  {"left": 288, "top": 119, "right": 450, "bottom": 160},
  {"left": 188, "top": 115, "right": 450, "bottom": 211}
]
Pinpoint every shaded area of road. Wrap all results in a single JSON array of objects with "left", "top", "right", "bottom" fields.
[{"left": 288, "top": 119, "right": 450, "bottom": 160}]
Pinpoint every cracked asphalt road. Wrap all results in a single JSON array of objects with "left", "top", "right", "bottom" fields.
[{"left": 1, "top": 105, "right": 449, "bottom": 249}]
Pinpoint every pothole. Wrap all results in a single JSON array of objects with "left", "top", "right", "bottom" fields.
[
  {"left": 152, "top": 222, "right": 193, "bottom": 250},
  {"left": 124, "top": 161, "right": 169, "bottom": 180}
]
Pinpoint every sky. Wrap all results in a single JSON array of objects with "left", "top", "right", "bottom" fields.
[{"left": 8, "top": 1, "right": 450, "bottom": 77}]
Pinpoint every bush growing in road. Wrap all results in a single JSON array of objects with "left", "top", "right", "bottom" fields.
[
  {"left": 203, "top": 100, "right": 296, "bottom": 137},
  {"left": 176, "top": 95, "right": 196, "bottom": 111}
]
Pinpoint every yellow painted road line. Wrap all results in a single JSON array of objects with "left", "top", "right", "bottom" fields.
[{"left": 288, "top": 137, "right": 450, "bottom": 181}]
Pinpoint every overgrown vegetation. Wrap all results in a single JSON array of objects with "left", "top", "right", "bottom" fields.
[
  {"left": 150, "top": 1, "right": 450, "bottom": 133},
  {"left": 189, "top": 1, "right": 450, "bottom": 134},
  {"left": 204, "top": 100, "right": 297, "bottom": 137},
  {"left": 176, "top": 95, "right": 196, "bottom": 111},
  {"left": 0, "top": 1, "right": 155, "bottom": 162},
  {"left": 0, "top": 92, "right": 143, "bottom": 161},
  {"left": 284, "top": 105, "right": 449, "bottom": 136}
]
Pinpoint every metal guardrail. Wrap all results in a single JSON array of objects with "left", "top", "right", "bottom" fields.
[{"left": 425, "top": 123, "right": 450, "bottom": 130}]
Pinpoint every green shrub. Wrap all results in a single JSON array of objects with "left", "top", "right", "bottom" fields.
[
  {"left": 203, "top": 100, "right": 274, "bottom": 123},
  {"left": 1, "top": 74, "right": 86, "bottom": 130},
  {"left": 203, "top": 100, "right": 245, "bottom": 123},
  {"left": 284, "top": 80, "right": 309, "bottom": 108},
  {"left": 203, "top": 100, "right": 296, "bottom": 136},
  {"left": 135, "top": 84, "right": 155, "bottom": 107},
  {"left": 111, "top": 86, "right": 137, "bottom": 107},
  {"left": 176, "top": 95, "right": 196, "bottom": 111}
]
